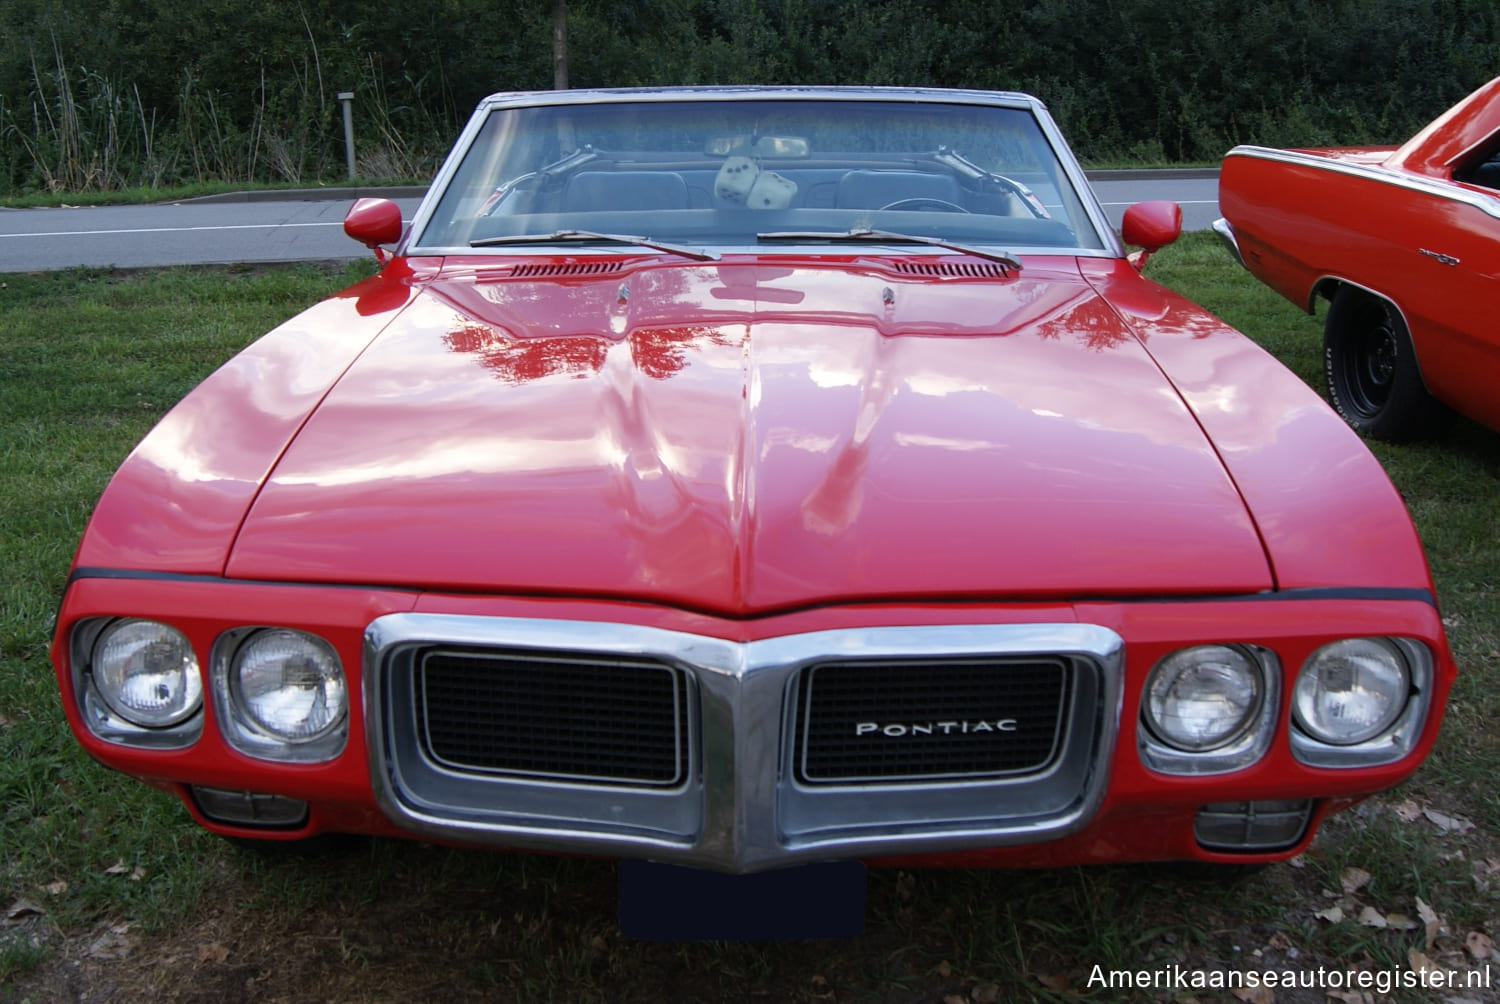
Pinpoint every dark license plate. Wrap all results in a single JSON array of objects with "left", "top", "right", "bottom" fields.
[{"left": 618, "top": 859, "right": 866, "bottom": 940}]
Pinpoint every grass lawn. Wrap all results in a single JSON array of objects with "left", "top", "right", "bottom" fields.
[{"left": 1, "top": 237, "right": 1497, "bottom": 1001}]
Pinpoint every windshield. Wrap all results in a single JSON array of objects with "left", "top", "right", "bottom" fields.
[{"left": 412, "top": 96, "right": 1109, "bottom": 253}]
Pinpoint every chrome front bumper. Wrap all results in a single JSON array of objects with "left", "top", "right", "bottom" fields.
[{"left": 364, "top": 614, "right": 1123, "bottom": 873}]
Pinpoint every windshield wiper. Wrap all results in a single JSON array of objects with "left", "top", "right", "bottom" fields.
[
  {"left": 757, "top": 228, "right": 1021, "bottom": 271},
  {"left": 470, "top": 230, "right": 720, "bottom": 262}
]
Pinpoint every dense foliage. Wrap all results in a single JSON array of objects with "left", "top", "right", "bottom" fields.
[{"left": 1, "top": 0, "right": 1496, "bottom": 193}]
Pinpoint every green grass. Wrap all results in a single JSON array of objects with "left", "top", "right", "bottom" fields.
[
  {"left": 0, "top": 264, "right": 376, "bottom": 935},
  {"left": 1, "top": 239, "right": 1497, "bottom": 1001},
  {"left": 0, "top": 178, "right": 423, "bottom": 209}
]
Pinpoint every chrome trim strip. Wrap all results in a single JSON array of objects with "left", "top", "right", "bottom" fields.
[
  {"left": 1211, "top": 218, "right": 1245, "bottom": 270},
  {"left": 1225, "top": 145, "right": 1500, "bottom": 221},
  {"left": 364, "top": 615, "right": 1123, "bottom": 873}
]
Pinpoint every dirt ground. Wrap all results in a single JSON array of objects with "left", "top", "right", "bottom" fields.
[{"left": 6, "top": 799, "right": 1500, "bottom": 1004}]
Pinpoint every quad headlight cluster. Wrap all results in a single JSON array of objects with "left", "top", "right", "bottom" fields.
[
  {"left": 74, "top": 618, "right": 347, "bottom": 762},
  {"left": 1141, "top": 637, "right": 1431, "bottom": 774}
]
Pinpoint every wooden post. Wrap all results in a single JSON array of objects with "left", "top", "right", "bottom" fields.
[{"left": 552, "top": 0, "right": 568, "bottom": 90}]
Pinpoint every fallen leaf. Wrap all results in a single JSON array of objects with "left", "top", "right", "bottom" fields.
[
  {"left": 1267, "top": 931, "right": 1292, "bottom": 951},
  {"left": 1408, "top": 947, "right": 1447, "bottom": 975},
  {"left": 1383, "top": 912, "right": 1421, "bottom": 931},
  {"left": 5, "top": 899, "right": 43, "bottom": 922},
  {"left": 1341, "top": 867, "right": 1372, "bottom": 894},
  {"left": 197, "top": 942, "right": 229, "bottom": 964},
  {"left": 1423, "top": 809, "right": 1475, "bottom": 834},
  {"left": 1231, "top": 986, "right": 1274, "bottom": 1004},
  {"left": 1324, "top": 992, "right": 1368, "bottom": 1004},
  {"left": 935, "top": 961, "right": 952, "bottom": 977},
  {"left": 972, "top": 984, "right": 999, "bottom": 1003},
  {"left": 1286, "top": 853, "right": 1307, "bottom": 869},
  {"left": 1035, "top": 972, "right": 1070, "bottom": 992},
  {"left": 43, "top": 880, "right": 67, "bottom": 896},
  {"left": 1416, "top": 897, "right": 1441, "bottom": 949},
  {"left": 130, "top": 865, "right": 147, "bottom": 882},
  {"left": 1467, "top": 930, "right": 1496, "bottom": 961},
  {"left": 943, "top": 996, "right": 966, "bottom": 1004},
  {"left": 1392, "top": 800, "right": 1422, "bottom": 823},
  {"left": 103, "top": 860, "right": 130, "bottom": 876},
  {"left": 1358, "top": 906, "right": 1388, "bottom": 929},
  {"left": 1315, "top": 905, "right": 1345, "bottom": 924},
  {"left": 85, "top": 923, "right": 134, "bottom": 960}
]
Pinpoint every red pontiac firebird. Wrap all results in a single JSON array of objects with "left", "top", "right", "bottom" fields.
[
  {"left": 1217, "top": 76, "right": 1500, "bottom": 441},
  {"left": 52, "top": 87, "right": 1451, "bottom": 932}
]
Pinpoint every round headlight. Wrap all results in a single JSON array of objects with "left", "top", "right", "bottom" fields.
[
  {"left": 92, "top": 619, "right": 202, "bottom": 728},
  {"left": 230, "top": 630, "right": 346, "bottom": 741},
  {"left": 1144, "top": 645, "right": 1263, "bottom": 752},
  {"left": 1293, "top": 638, "right": 1408, "bottom": 745}
]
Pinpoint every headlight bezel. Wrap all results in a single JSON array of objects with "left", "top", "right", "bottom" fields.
[
  {"left": 71, "top": 617, "right": 205, "bottom": 748},
  {"left": 210, "top": 627, "right": 349, "bottom": 763},
  {"left": 1290, "top": 637, "right": 1430, "bottom": 768},
  {"left": 1138, "top": 643, "right": 1279, "bottom": 776}
]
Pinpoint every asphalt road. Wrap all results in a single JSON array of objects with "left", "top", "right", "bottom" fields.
[{"left": 0, "top": 171, "right": 1218, "bottom": 273}]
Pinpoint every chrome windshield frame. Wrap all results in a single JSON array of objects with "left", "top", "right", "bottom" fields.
[{"left": 402, "top": 86, "right": 1124, "bottom": 260}]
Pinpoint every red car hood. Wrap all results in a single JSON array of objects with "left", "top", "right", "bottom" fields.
[{"left": 225, "top": 258, "right": 1272, "bottom": 613}]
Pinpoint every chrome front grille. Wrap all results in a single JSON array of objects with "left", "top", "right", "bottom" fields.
[
  {"left": 417, "top": 648, "right": 688, "bottom": 787},
  {"left": 794, "top": 657, "right": 1070, "bottom": 784},
  {"left": 366, "top": 615, "right": 1122, "bottom": 873}
]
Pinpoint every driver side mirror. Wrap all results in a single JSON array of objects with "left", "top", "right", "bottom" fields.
[{"left": 344, "top": 198, "right": 405, "bottom": 263}]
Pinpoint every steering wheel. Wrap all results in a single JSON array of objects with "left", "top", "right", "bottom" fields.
[{"left": 878, "top": 197, "right": 971, "bottom": 213}]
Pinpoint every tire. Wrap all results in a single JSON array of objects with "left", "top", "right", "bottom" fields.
[{"left": 1323, "top": 287, "right": 1450, "bottom": 442}]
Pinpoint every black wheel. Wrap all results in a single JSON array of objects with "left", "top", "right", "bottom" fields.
[{"left": 1323, "top": 287, "right": 1450, "bottom": 441}]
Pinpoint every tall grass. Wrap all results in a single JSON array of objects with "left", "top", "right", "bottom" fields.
[{"left": 0, "top": 43, "right": 441, "bottom": 194}]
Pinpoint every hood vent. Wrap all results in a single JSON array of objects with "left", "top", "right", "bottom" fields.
[
  {"left": 891, "top": 260, "right": 1011, "bottom": 279},
  {"left": 509, "top": 261, "right": 626, "bottom": 278}
]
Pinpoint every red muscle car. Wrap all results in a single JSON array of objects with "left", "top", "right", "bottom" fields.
[
  {"left": 1216, "top": 76, "right": 1500, "bottom": 441},
  {"left": 52, "top": 87, "right": 1452, "bottom": 933}
]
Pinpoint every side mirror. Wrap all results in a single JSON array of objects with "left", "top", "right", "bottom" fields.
[
  {"left": 1120, "top": 200, "right": 1182, "bottom": 269},
  {"left": 344, "top": 198, "right": 404, "bottom": 262}
]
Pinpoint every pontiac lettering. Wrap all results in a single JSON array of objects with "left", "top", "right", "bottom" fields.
[{"left": 855, "top": 720, "right": 1019, "bottom": 737}]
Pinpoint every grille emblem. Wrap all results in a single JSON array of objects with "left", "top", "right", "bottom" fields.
[{"left": 855, "top": 719, "right": 1019, "bottom": 738}]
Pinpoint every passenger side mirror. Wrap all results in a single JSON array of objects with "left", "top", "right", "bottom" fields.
[{"left": 1120, "top": 200, "right": 1182, "bottom": 270}]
